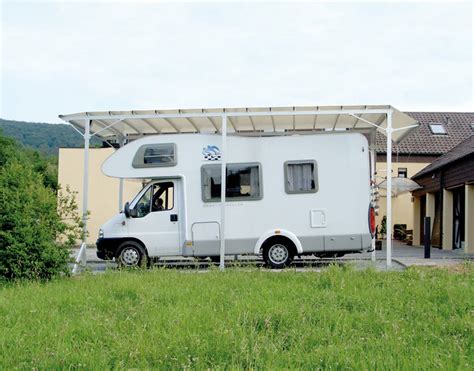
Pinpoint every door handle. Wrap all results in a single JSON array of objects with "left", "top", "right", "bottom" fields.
[{"left": 170, "top": 214, "right": 178, "bottom": 222}]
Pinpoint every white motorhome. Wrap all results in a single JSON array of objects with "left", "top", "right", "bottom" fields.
[{"left": 97, "top": 132, "right": 375, "bottom": 268}]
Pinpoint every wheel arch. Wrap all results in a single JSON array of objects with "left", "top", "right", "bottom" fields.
[
  {"left": 115, "top": 238, "right": 149, "bottom": 258},
  {"left": 254, "top": 229, "right": 303, "bottom": 255}
]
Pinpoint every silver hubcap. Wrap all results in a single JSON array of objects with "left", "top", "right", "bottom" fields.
[
  {"left": 121, "top": 247, "right": 140, "bottom": 266},
  {"left": 268, "top": 244, "right": 289, "bottom": 265}
]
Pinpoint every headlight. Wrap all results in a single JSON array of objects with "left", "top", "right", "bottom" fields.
[{"left": 98, "top": 228, "right": 104, "bottom": 239}]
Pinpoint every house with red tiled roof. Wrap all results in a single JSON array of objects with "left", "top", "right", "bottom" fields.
[
  {"left": 410, "top": 135, "right": 474, "bottom": 253},
  {"left": 374, "top": 112, "right": 474, "bottom": 245}
]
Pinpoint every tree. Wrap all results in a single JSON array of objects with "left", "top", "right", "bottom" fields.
[{"left": 0, "top": 129, "right": 58, "bottom": 190}]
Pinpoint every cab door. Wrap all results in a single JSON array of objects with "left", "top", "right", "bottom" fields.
[{"left": 128, "top": 180, "right": 180, "bottom": 257}]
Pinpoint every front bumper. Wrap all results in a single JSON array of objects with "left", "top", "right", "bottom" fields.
[{"left": 96, "top": 238, "right": 120, "bottom": 260}]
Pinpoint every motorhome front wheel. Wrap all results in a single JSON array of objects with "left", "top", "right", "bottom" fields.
[{"left": 117, "top": 241, "right": 148, "bottom": 268}]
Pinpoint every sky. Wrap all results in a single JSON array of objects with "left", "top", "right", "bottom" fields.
[{"left": 0, "top": 0, "right": 472, "bottom": 123}]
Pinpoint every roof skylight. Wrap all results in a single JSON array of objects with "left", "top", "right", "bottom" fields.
[{"left": 429, "top": 123, "right": 446, "bottom": 135}]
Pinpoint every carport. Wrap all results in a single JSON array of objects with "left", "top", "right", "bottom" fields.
[{"left": 59, "top": 105, "right": 418, "bottom": 271}]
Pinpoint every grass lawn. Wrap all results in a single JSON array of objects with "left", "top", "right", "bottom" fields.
[{"left": 0, "top": 264, "right": 473, "bottom": 369}]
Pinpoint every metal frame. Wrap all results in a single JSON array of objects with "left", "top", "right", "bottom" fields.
[
  {"left": 65, "top": 106, "right": 413, "bottom": 272},
  {"left": 70, "top": 120, "right": 127, "bottom": 273}
]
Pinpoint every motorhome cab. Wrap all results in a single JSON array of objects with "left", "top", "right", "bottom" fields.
[{"left": 97, "top": 133, "right": 375, "bottom": 268}]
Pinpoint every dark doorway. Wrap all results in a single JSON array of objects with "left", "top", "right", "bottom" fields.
[
  {"left": 432, "top": 192, "right": 442, "bottom": 248},
  {"left": 453, "top": 187, "right": 465, "bottom": 250},
  {"left": 420, "top": 195, "right": 426, "bottom": 243}
]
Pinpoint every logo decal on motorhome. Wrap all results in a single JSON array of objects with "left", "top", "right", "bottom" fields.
[{"left": 202, "top": 145, "right": 221, "bottom": 161}]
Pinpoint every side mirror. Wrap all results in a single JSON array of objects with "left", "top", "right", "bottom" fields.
[{"left": 124, "top": 202, "right": 131, "bottom": 218}]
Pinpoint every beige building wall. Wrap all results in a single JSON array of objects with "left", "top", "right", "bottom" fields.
[
  {"left": 425, "top": 192, "right": 436, "bottom": 235},
  {"left": 465, "top": 184, "right": 474, "bottom": 254},
  {"left": 375, "top": 162, "right": 430, "bottom": 232},
  {"left": 58, "top": 148, "right": 142, "bottom": 244},
  {"left": 412, "top": 197, "right": 421, "bottom": 245}
]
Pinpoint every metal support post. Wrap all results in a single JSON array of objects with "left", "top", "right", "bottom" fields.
[
  {"left": 370, "top": 149, "right": 376, "bottom": 262},
  {"left": 72, "top": 119, "right": 91, "bottom": 273},
  {"left": 424, "top": 217, "right": 431, "bottom": 258},
  {"left": 118, "top": 136, "right": 125, "bottom": 211},
  {"left": 219, "top": 115, "right": 227, "bottom": 271},
  {"left": 386, "top": 111, "right": 393, "bottom": 268}
]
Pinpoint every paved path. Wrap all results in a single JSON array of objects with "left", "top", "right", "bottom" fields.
[
  {"left": 344, "top": 241, "right": 472, "bottom": 267},
  {"left": 70, "top": 240, "right": 472, "bottom": 273}
]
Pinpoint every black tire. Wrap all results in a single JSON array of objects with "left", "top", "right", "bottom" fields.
[
  {"left": 262, "top": 238, "right": 294, "bottom": 269},
  {"left": 116, "top": 241, "right": 148, "bottom": 268},
  {"left": 209, "top": 256, "right": 221, "bottom": 263}
]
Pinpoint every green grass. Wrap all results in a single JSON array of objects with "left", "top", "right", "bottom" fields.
[{"left": 0, "top": 264, "right": 473, "bottom": 369}]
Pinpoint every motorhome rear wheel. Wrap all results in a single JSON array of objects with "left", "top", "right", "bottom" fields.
[{"left": 262, "top": 238, "right": 295, "bottom": 269}]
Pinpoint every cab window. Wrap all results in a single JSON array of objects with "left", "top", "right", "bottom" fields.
[
  {"left": 151, "top": 182, "right": 174, "bottom": 211},
  {"left": 133, "top": 182, "right": 174, "bottom": 217}
]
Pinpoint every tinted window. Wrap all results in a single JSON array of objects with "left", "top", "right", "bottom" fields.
[
  {"left": 201, "top": 163, "right": 262, "bottom": 202},
  {"left": 132, "top": 143, "right": 177, "bottom": 168}
]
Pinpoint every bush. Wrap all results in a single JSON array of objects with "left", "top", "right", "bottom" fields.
[{"left": 0, "top": 161, "right": 81, "bottom": 281}]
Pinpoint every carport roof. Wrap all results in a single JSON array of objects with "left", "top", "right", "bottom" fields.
[{"left": 59, "top": 105, "right": 418, "bottom": 144}]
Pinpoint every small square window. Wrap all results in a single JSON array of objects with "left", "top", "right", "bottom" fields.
[
  {"left": 284, "top": 160, "right": 318, "bottom": 194},
  {"left": 398, "top": 168, "right": 408, "bottom": 178},
  {"left": 429, "top": 123, "right": 446, "bottom": 135},
  {"left": 471, "top": 123, "right": 474, "bottom": 131}
]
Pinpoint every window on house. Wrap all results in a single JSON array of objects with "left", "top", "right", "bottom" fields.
[
  {"left": 429, "top": 123, "right": 446, "bottom": 135},
  {"left": 398, "top": 168, "right": 408, "bottom": 178},
  {"left": 201, "top": 163, "right": 262, "bottom": 202},
  {"left": 132, "top": 143, "right": 177, "bottom": 168},
  {"left": 284, "top": 160, "right": 318, "bottom": 194},
  {"left": 471, "top": 123, "right": 474, "bottom": 131}
]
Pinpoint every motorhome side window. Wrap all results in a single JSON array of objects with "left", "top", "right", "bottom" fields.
[
  {"left": 284, "top": 160, "right": 318, "bottom": 194},
  {"left": 132, "top": 143, "right": 177, "bottom": 168},
  {"left": 134, "top": 182, "right": 174, "bottom": 217},
  {"left": 201, "top": 163, "right": 262, "bottom": 202}
]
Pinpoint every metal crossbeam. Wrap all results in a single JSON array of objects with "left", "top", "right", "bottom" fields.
[{"left": 61, "top": 108, "right": 392, "bottom": 122}]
